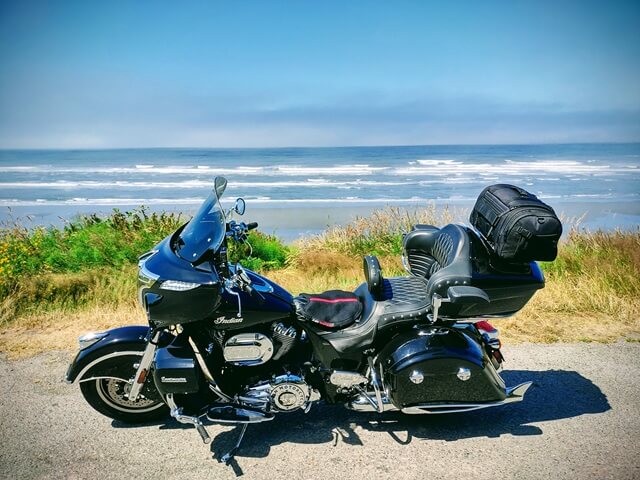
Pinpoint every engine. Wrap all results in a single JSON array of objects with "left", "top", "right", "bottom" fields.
[
  {"left": 221, "top": 322, "right": 298, "bottom": 366},
  {"left": 213, "top": 322, "right": 319, "bottom": 412}
]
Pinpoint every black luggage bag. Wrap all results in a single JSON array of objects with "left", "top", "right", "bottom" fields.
[{"left": 470, "top": 184, "right": 562, "bottom": 262}]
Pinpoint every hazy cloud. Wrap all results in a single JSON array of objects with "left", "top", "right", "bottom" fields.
[{"left": 1, "top": 91, "right": 638, "bottom": 148}]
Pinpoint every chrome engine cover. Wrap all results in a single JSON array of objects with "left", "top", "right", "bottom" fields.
[
  {"left": 223, "top": 333, "right": 274, "bottom": 366},
  {"left": 241, "top": 374, "right": 321, "bottom": 413},
  {"left": 271, "top": 375, "right": 309, "bottom": 411}
]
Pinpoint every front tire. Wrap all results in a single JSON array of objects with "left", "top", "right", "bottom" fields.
[{"left": 80, "top": 377, "right": 169, "bottom": 423}]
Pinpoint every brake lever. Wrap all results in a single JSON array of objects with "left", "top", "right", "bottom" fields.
[{"left": 235, "top": 265, "right": 265, "bottom": 303}]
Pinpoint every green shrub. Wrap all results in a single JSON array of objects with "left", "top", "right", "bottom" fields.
[
  {"left": 0, "top": 208, "right": 293, "bottom": 321},
  {"left": 0, "top": 208, "right": 183, "bottom": 296},
  {"left": 229, "top": 231, "right": 291, "bottom": 271}
]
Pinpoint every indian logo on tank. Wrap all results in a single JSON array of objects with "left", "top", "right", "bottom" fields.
[{"left": 214, "top": 315, "right": 243, "bottom": 324}]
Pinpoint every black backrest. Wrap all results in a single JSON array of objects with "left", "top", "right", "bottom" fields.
[
  {"left": 363, "top": 255, "right": 384, "bottom": 300},
  {"left": 403, "top": 224, "right": 473, "bottom": 299}
]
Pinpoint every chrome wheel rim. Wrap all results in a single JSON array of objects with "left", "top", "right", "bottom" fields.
[{"left": 96, "top": 378, "right": 164, "bottom": 414}]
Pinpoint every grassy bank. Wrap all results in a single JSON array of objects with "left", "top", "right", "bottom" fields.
[{"left": 0, "top": 207, "right": 638, "bottom": 357}]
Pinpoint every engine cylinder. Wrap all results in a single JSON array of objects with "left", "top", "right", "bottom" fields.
[{"left": 272, "top": 323, "right": 297, "bottom": 360}]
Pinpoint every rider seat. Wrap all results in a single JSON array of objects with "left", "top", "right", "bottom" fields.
[{"left": 293, "top": 290, "right": 363, "bottom": 330}]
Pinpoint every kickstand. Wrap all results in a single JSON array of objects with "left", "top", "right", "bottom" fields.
[{"left": 220, "top": 423, "right": 249, "bottom": 465}]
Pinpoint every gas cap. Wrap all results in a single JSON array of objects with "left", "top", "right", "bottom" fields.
[
  {"left": 457, "top": 367, "right": 471, "bottom": 381},
  {"left": 409, "top": 371, "right": 424, "bottom": 384}
]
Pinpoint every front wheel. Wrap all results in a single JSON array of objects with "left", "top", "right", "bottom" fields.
[
  {"left": 80, "top": 378, "right": 169, "bottom": 423},
  {"left": 78, "top": 351, "right": 169, "bottom": 423}
]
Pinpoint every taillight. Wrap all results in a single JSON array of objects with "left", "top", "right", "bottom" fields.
[
  {"left": 476, "top": 320, "right": 502, "bottom": 353},
  {"left": 475, "top": 320, "right": 499, "bottom": 338}
]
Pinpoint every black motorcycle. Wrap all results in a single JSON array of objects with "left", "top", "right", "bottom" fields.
[{"left": 66, "top": 177, "right": 561, "bottom": 464}]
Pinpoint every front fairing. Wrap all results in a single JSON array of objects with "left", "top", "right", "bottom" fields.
[{"left": 138, "top": 233, "right": 222, "bottom": 327}]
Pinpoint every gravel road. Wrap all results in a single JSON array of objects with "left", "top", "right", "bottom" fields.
[{"left": 1, "top": 343, "right": 639, "bottom": 480}]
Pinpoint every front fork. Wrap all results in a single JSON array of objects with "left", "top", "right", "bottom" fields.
[{"left": 128, "top": 330, "right": 161, "bottom": 402}]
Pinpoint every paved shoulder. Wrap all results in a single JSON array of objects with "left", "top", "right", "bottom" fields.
[{"left": 1, "top": 344, "right": 639, "bottom": 480}]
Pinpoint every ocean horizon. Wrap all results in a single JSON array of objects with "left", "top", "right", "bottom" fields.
[{"left": 1, "top": 143, "right": 639, "bottom": 241}]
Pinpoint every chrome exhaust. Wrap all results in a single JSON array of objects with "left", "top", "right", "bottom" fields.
[
  {"left": 401, "top": 382, "right": 533, "bottom": 414},
  {"left": 347, "top": 382, "right": 532, "bottom": 414}
]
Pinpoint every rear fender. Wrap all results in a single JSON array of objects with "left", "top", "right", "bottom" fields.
[{"left": 65, "top": 325, "right": 150, "bottom": 384}]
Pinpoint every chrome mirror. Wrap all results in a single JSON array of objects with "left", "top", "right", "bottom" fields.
[{"left": 234, "top": 198, "right": 246, "bottom": 216}]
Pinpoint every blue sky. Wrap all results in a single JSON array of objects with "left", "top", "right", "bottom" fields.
[{"left": 0, "top": 1, "right": 639, "bottom": 148}]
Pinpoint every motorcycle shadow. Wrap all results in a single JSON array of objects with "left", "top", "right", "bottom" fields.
[{"left": 209, "top": 369, "right": 611, "bottom": 461}]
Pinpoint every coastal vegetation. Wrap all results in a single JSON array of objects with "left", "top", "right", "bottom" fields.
[{"left": 0, "top": 207, "right": 638, "bottom": 357}]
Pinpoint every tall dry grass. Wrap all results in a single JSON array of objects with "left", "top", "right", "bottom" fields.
[{"left": 299, "top": 204, "right": 458, "bottom": 256}]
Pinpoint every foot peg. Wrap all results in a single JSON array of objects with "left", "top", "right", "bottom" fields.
[
  {"left": 194, "top": 422, "right": 211, "bottom": 444},
  {"left": 207, "top": 405, "right": 274, "bottom": 424},
  {"left": 166, "top": 394, "right": 211, "bottom": 444}
]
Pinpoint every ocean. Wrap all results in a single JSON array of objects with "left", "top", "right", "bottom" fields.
[{"left": 1, "top": 144, "right": 639, "bottom": 240}]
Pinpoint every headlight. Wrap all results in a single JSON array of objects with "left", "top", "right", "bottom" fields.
[
  {"left": 159, "top": 280, "right": 200, "bottom": 291},
  {"left": 78, "top": 331, "right": 108, "bottom": 350}
]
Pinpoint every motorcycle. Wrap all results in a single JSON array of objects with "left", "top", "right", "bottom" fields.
[{"left": 66, "top": 177, "right": 559, "bottom": 464}]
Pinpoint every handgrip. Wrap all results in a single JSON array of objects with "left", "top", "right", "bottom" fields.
[{"left": 246, "top": 222, "right": 258, "bottom": 230}]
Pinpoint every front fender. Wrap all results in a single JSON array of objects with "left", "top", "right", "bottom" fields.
[{"left": 65, "top": 325, "right": 150, "bottom": 383}]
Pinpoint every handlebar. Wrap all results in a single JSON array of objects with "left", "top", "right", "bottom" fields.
[{"left": 226, "top": 220, "right": 258, "bottom": 242}]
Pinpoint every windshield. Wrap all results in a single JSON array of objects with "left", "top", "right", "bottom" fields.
[{"left": 176, "top": 179, "right": 227, "bottom": 262}]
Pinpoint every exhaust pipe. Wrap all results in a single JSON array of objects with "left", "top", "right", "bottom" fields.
[
  {"left": 402, "top": 382, "right": 533, "bottom": 414},
  {"left": 347, "top": 381, "right": 533, "bottom": 414}
]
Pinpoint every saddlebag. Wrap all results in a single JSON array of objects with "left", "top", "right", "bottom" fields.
[
  {"left": 294, "top": 290, "right": 362, "bottom": 329},
  {"left": 470, "top": 184, "right": 562, "bottom": 262},
  {"left": 378, "top": 328, "right": 506, "bottom": 408}
]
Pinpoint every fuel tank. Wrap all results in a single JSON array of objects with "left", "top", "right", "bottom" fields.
[
  {"left": 378, "top": 326, "right": 506, "bottom": 408},
  {"left": 211, "top": 268, "right": 294, "bottom": 330}
]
